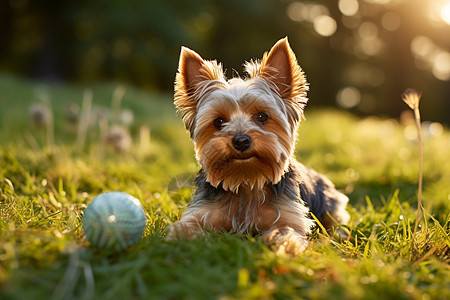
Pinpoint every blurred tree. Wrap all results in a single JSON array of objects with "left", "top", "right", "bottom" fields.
[{"left": 0, "top": 0, "right": 449, "bottom": 123}]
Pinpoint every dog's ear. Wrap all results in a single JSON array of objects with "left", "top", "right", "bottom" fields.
[
  {"left": 174, "top": 47, "right": 224, "bottom": 136},
  {"left": 260, "top": 37, "right": 308, "bottom": 102},
  {"left": 176, "top": 47, "right": 207, "bottom": 97},
  {"left": 259, "top": 37, "right": 309, "bottom": 122}
]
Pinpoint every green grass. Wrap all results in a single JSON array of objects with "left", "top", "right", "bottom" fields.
[{"left": 0, "top": 73, "right": 449, "bottom": 299}]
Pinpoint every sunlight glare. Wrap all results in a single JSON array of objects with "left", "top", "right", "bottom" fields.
[
  {"left": 428, "top": 0, "right": 450, "bottom": 25},
  {"left": 441, "top": 2, "right": 450, "bottom": 25}
]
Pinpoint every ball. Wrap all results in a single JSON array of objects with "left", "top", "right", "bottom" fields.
[{"left": 82, "top": 191, "right": 147, "bottom": 251}]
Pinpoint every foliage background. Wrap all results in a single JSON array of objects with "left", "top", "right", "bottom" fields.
[{"left": 1, "top": 0, "right": 450, "bottom": 123}]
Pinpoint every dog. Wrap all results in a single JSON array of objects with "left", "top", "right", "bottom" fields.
[{"left": 167, "top": 37, "right": 349, "bottom": 255}]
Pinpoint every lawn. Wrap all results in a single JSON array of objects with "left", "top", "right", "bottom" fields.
[{"left": 0, "top": 73, "right": 449, "bottom": 299}]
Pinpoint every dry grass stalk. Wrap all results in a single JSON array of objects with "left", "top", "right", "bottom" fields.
[
  {"left": 401, "top": 88, "right": 423, "bottom": 239},
  {"left": 75, "top": 89, "right": 93, "bottom": 153}
]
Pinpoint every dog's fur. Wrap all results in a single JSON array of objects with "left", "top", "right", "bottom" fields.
[{"left": 168, "top": 37, "right": 349, "bottom": 254}]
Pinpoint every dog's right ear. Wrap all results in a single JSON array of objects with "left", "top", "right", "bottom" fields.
[
  {"left": 176, "top": 47, "right": 206, "bottom": 97},
  {"left": 174, "top": 47, "right": 224, "bottom": 136}
]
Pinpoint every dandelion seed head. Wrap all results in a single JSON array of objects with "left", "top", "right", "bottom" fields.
[
  {"left": 120, "top": 109, "right": 134, "bottom": 126},
  {"left": 29, "top": 103, "right": 51, "bottom": 127},
  {"left": 401, "top": 88, "right": 422, "bottom": 110},
  {"left": 107, "top": 125, "right": 132, "bottom": 153}
]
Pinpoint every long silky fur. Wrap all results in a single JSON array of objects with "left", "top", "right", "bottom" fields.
[{"left": 168, "top": 38, "right": 350, "bottom": 255}]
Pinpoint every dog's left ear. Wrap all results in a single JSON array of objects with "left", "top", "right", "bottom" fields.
[{"left": 260, "top": 37, "right": 308, "bottom": 106}]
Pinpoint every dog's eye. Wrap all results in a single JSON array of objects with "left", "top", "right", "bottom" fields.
[
  {"left": 254, "top": 112, "right": 269, "bottom": 124},
  {"left": 214, "top": 117, "right": 226, "bottom": 129}
]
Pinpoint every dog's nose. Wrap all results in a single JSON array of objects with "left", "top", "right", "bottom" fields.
[{"left": 232, "top": 135, "right": 252, "bottom": 152}]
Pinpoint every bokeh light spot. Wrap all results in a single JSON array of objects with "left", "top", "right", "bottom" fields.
[
  {"left": 358, "top": 22, "right": 378, "bottom": 40},
  {"left": 432, "top": 52, "right": 450, "bottom": 80},
  {"left": 429, "top": 122, "right": 444, "bottom": 136},
  {"left": 410, "top": 36, "right": 434, "bottom": 57},
  {"left": 339, "top": 0, "right": 359, "bottom": 16},
  {"left": 194, "top": 12, "right": 214, "bottom": 32},
  {"left": 113, "top": 38, "right": 132, "bottom": 60},
  {"left": 287, "top": 2, "right": 307, "bottom": 22},
  {"left": 107, "top": 215, "right": 117, "bottom": 223},
  {"left": 404, "top": 125, "right": 418, "bottom": 141},
  {"left": 309, "top": 5, "right": 329, "bottom": 21},
  {"left": 381, "top": 12, "right": 401, "bottom": 31},
  {"left": 287, "top": 2, "right": 330, "bottom": 23},
  {"left": 336, "top": 86, "right": 361, "bottom": 108},
  {"left": 359, "top": 38, "right": 383, "bottom": 56},
  {"left": 314, "top": 15, "right": 337, "bottom": 37}
]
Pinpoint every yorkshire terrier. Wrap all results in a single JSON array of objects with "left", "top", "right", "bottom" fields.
[{"left": 168, "top": 37, "right": 349, "bottom": 255}]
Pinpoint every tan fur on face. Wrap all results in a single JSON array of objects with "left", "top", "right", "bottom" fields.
[
  {"left": 198, "top": 129, "right": 288, "bottom": 192},
  {"left": 172, "top": 37, "right": 310, "bottom": 215}
]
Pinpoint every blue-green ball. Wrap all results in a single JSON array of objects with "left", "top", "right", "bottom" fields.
[{"left": 82, "top": 192, "right": 146, "bottom": 251}]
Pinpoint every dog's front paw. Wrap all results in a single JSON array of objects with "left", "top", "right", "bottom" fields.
[
  {"left": 166, "top": 221, "right": 205, "bottom": 240},
  {"left": 262, "top": 226, "right": 309, "bottom": 255}
]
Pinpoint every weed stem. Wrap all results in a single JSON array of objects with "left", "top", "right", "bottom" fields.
[
  {"left": 401, "top": 88, "right": 424, "bottom": 251},
  {"left": 413, "top": 106, "right": 423, "bottom": 237}
]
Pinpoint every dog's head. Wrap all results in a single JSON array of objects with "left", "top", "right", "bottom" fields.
[{"left": 174, "top": 38, "right": 309, "bottom": 192}]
